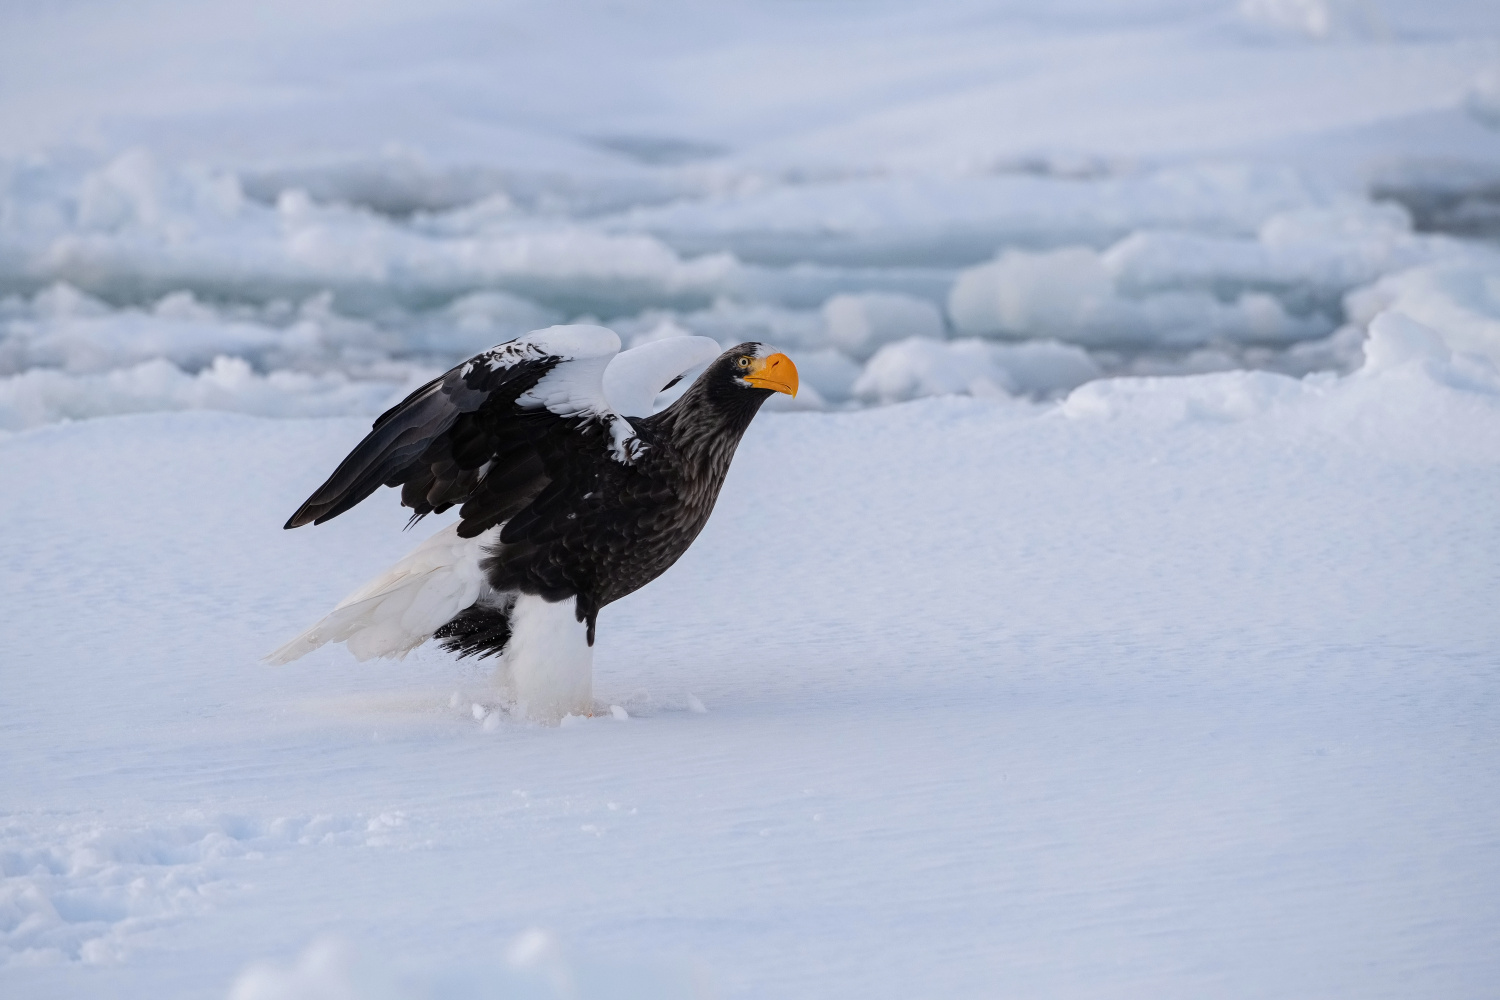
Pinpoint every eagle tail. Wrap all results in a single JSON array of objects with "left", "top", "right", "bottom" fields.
[
  {"left": 265, "top": 523, "right": 499, "bottom": 664},
  {"left": 433, "top": 603, "right": 514, "bottom": 659}
]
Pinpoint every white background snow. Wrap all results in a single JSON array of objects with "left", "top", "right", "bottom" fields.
[{"left": 2, "top": 1, "right": 1499, "bottom": 997}]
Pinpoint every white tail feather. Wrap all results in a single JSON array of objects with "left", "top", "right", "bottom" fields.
[{"left": 266, "top": 523, "right": 500, "bottom": 664}]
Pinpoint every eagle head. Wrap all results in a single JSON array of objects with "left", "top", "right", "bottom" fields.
[{"left": 720, "top": 342, "right": 799, "bottom": 397}]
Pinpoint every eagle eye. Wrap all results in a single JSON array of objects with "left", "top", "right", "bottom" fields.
[{"left": 736, "top": 357, "right": 752, "bottom": 369}]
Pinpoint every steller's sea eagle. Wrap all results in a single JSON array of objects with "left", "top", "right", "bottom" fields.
[{"left": 267, "top": 326, "right": 798, "bottom": 721}]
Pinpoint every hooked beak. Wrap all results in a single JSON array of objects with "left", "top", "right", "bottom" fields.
[{"left": 743, "top": 352, "right": 798, "bottom": 396}]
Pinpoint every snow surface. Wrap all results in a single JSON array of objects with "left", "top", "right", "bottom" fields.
[
  {"left": 4, "top": 0, "right": 1500, "bottom": 996},
  {"left": 4, "top": 317, "right": 1500, "bottom": 998}
]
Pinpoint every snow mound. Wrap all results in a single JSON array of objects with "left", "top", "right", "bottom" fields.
[
  {"left": 1359, "top": 310, "right": 1500, "bottom": 393},
  {"left": 618, "top": 298, "right": 828, "bottom": 353},
  {"left": 423, "top": 291, "right": 562, "bottom": 357},
  {"left": 5, "top": 164, "right": 1493, "bottom": 428},
  {"left": 0, "top": 357, "right": 408, "bottom": 431},
  {"left": 786, "top": 348, "right": 863, "bottom": 404},
  {"left": 1344, "top": 260, "right": 1500, "bottom": 366},
  {"left": 950, "top": 245, "right": 1326, "bottom": 347},
  {"left": 2, "top": 151, "right": 740, "bottom": 316},
  {"left": 949, "top": 202, "right": 1477, "bottom": 349},
  {"left": 822, "top": 292, "right": 943, "bottom": 361},
  {"left": 612, "top": 164, "right": 1325, "bottom": 265},
  {"left": 854, "top": 336, "right": 1100, "bottom": 404},
  {"left": 1061, "top": 367, "right": 1313, "bottom": 423},
  {"left": 0, "top": 283, "right": 416, "bottom": 379},
  {"left": 1060, "top": 306, "right": 1500, "bottom": 424},
  {"left": 1107, "top": 201, "right": 1460, "bottom": 300}
]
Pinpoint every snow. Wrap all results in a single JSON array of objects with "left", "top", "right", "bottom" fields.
[
  {"left": 5, "top": 320, "right": 1500, "bottom": 998},
  {"left": 854, "top": 337, "right": 1102, "bottom": 404},
  {"left": 822, "top": 293, "right": 945, "bottom": 362},
  {"left": 1344, "top": 259, "right": 1500, "bottom": 365},
  {"left": 2, "top": 1, "right": 1499, "bottom": 425},
  {"left": 0, "top": 356, "right": 403, "bottom": 432},
  {"left": 947, "top": 201, "right": 1492, "bottom": 349},
  {"left": 4, "top": 0, "right": 1500, "bottom": 995}
]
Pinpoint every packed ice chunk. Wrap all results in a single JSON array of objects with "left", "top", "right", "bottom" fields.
[
  {"left": 1360, "top": 311, "right": 1442, "bottom": 370},
  {"left": 948, "top": 200, "right": 1477, "bottom": 350},
  {"left": 1359, "top": 310, "right": 1500, "bottom": 394},
  {"left": 610, "top": 164, "right": 1325, "bottom": 264},
  {"left": 950, "top": 247, "right": 1112, "bottom": 340},
  {"left": 622, "top": 315, "right": 701, "bottom": 349},
  {"left": 419, "top": 290, "right": 561, "bottom": 357},
  {"left": 1, "top": 154, "right": 742, "bottom": 317},
  {"left": 853, "top": 336, "right": 1099, "bottom": 404},
  {"left": 1, "top": 285, "right": 276, "bottom": 376},
  {"left": 0, "top": 284, "right": 409, "bottom": 379},
  {"left": 949, "top": 246, "right": 1329, "bottom": 347},
  {"left": 0, "top": 357, "right": 407, "bottom": 431},
  {"left": 786, "top": 348, "right": 862, "bottom": 404},
  {"left": 1104, "top": 201, "right": 1448, "bottom": 299},
  {"left": 1061, "top": 368, "right": 1312, "bottom": 423},
  {"left": 74, "top": 148, "right": 246, "bottom": 234},
  {"left": 821, "top": 292, "right": 944, "bottom": 360},
  {"left": 617, "top": 298, "right": 829, "bottom": 353},
  {"left": 986, "top": 340, "right": 1103, "bottom": 396},
  {"left": 1344, "top": 261, "right": 1500, "bottom": 366}
]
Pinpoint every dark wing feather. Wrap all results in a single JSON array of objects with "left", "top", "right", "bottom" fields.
[
  {"left": 453, "top": 444, "right": 548, "bottom": 537},
  {"left": 497, "top": 415, "right": 637, "bottom": 546},
  {"left": 283, "top": 354, "right": 559, "bottom": 529}
]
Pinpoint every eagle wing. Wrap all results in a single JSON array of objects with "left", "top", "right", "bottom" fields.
[
  {"left": 283, "top": 328, "right": 717, "bottom": 540},
  {"left": 285, "top": 325, "right": 626, "bottom": 537},
  {"left": 602, "top": 335, "right": 720, "bottom": 417}
]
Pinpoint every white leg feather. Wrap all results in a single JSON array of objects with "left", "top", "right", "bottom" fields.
[
  {"left": 266, "top": 524, "right": 499, "bottom": 665},
  {"left": 497, "top": 593, "right": 594, "bottom": 723}
]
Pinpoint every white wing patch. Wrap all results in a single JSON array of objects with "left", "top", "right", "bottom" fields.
[
  {"left": 513, "top": 325, "right": 620, "bottom": 415},
  {"left": 467, "top": 327, "right": 723, "bottom": 464},
  {"left": 603, "top": 336, "right": 722, "bottom": 416},
  {"left": 506, "top": 325, "right": 644, "bottom": 463}
]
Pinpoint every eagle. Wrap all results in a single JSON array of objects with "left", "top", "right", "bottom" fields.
[{"left": 267, "top": 325, "right": 798, "bottom": 722}]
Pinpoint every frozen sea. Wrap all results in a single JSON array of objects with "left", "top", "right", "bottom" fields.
[{"left": 2, "top": 1, "right": 1499, "bottom": 997}]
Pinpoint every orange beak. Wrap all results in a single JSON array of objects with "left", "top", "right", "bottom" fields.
[{"left": 743, "top": 352, "right": 798, "bottom": 396}]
